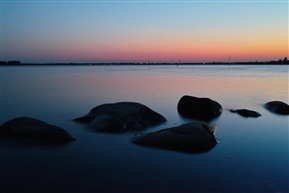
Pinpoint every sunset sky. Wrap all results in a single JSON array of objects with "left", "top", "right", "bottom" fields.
[{"left": 1, "top": 0, "right": 288, "bottom": 63}]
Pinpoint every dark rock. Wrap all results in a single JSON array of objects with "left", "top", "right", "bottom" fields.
[
  {"left": 0, "top": 117, "right": 76, "bottom": 145},
  {"left": 264, "top": 101, "right": 289, "bottom": 115},
  {"left": 131, "top": 122, "right": 218, "bottom": 153},
  {"left": 177, "top": 95, "right": 222, "bottom": 120},
  {"left": 74, "top": 102, "right": 166, "bottom": 132},
  {"left": 229, "top": 109, "right": 261, "bottom": 118}
]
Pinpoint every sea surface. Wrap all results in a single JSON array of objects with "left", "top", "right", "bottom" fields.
[{"left": 1, "top": 65, "right": 288, "bottom": 193}]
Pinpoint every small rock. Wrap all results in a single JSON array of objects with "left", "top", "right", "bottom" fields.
[
  {"left": 229, "top": 109, "right": 261, "bottom": 118},
  {"left": 177, "top": 95, "right": 222, "bottom": 120},
  {"left": 0, "top": 117, "right": 75, "bottom": 145},
  {"left": 74, "top": 102, "right": 166, "bottom": 132},
  {"left": 264, "top": 101, "right": 289, "bottom": 115},
  {"left": 131, "top": 122, "right": 218, "bottom": 153}
]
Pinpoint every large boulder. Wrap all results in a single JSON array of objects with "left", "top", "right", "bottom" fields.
[
  {"left": 131, "top": 122, "right": 218, "bottom": 153},
  {"left": 177, "top": 95, "right": 222, "bottom": 120},
  {"left": 264, "top": 101, "right": 289, "bottom": 115},
  {"left": 229, "top": 109, "right": 261, "bottom": 118},
  {"left": 0, "top": 117, "right": 76, "bottom": 145},
  {"left": 74, "top": 102, "right": 167, "bottom": 132}
]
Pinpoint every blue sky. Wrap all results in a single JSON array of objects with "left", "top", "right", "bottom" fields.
[{"left": 1, "top": 0, "right": 288, "bottom": 63}]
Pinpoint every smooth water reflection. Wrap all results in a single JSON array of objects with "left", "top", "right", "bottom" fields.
[{"left": 1, "top": 65, "right": 288, "bottom": 193}]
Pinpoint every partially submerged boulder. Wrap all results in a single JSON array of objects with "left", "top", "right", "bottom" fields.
[
  {"left": 0, "top": 117, "right": 75, "bottom": 145},
  {"left": 74, "top": 102, "right": 166, "bottom": 132},
  {"left": 131, "top": 122, "right": 218, "bottom": 153},
  {"left": 229, "top": 109, "right": 261, "bottom": 118},
  {"left": 264, "top": 101, "right": 289, "bottom": 115},
  {"left": 177, "top": 95, "right": 222, "bottom": 120}
]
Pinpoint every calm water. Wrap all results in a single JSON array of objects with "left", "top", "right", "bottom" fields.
[{"left": 1, "top": 65, "right": 288, "bottom": 193}]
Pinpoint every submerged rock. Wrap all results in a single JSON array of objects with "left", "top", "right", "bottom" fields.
[
  {"left": 264, "top": 101, "right": 289, "bottom": 115},
  {"left": 229, "top": 109, "right": 261, "bottom": 118},
  {"left": 74, "top": 102, "right": 166, "bottom": 132},
  {"left": 177, "top": 95, "right": 222, "bottom": 120},
  {"left": 131, "top": 122, "right": 218, "bottom": 153},
  {"left": 0, "top": 117, "right": 75, "bottom": 145}
]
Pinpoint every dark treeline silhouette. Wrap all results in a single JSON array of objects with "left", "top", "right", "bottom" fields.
[
  {"left": 1, "top": 61, "right": 21, "bottom": 65},
  {"left": 1, "top": 57, "right": 288, "bottom": 66}
]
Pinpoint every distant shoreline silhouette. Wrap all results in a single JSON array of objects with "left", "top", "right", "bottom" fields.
[{"left": 1, "top": 57, "right": 288, "bottom": 66}]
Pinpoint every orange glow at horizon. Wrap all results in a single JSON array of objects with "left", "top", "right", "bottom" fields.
[
  {"left": 36, "top": 36, "right": 287, "bottom": 63},
  {"left": 59, "top": 28, "right": 288, "bottom": 63}
]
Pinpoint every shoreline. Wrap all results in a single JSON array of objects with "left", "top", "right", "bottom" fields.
[{"left": 1, "top": 61, "right": 289, "bottom": 66}]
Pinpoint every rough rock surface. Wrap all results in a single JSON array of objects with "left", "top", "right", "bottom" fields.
[
  {"left": 229, "top": 109, "right": 261, "bottom": 118},
  {"left": 264, "top": 101, "right": 289, "bottom": 115},
  {"left": 177, "top": 95, "right": 222, "bottom": 120},
  {"left": 131, "top": 122, "right": 218, "bottom": 153},
  {"left": 74, "top": 102, "right": 167, "bottom": 132},
  {"left": 0, "top": 117, "right": 75, "bottom": 145}
]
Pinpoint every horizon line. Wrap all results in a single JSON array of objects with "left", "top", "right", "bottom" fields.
[{"left": 1, "top": 60, "right": 288, "bottom": 65}]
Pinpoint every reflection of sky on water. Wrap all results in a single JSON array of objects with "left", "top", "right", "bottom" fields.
[
  {"left": 2, "top": 65, "right": 287, "bottom": 122},
  {"left": 1, "top": 65, "right": 288, "bottom": 193}
]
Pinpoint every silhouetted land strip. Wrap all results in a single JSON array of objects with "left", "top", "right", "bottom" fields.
[{"left": 1, "top": 58, "right": 288, "bottom": 66}]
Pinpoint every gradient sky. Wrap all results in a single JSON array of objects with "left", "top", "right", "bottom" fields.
[{"left": 1, "top": 0, "right": 288, "bottom": 63}]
